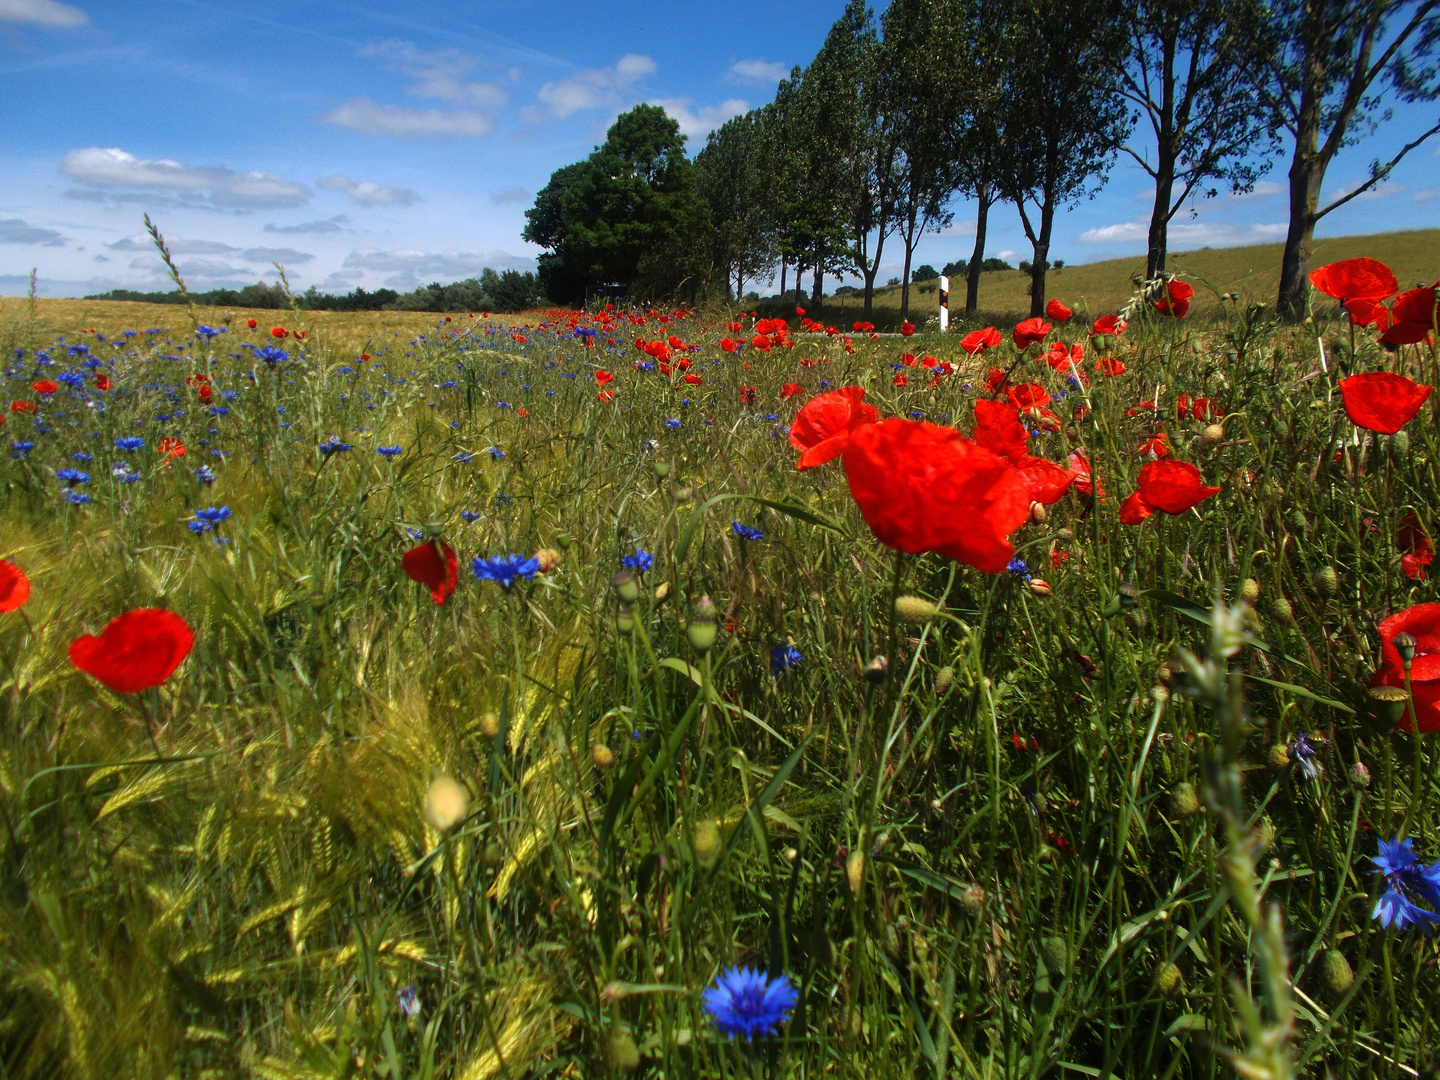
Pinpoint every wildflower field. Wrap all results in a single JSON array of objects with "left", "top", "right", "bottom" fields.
[{"left": 1, "top": 261, "right": 1439, "bottom": 1080}]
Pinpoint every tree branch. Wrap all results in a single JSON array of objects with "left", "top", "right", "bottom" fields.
[{"left": 1316, "top": 119, "right": 1440, "bottom": 220}]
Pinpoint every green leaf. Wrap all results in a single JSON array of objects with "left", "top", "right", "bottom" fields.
[
  {"left": 1247, "top": 674, "right": 1354, "bottom": 713},
  {"left": 675, "top": 492, "right": 849, "bottom": 565}
]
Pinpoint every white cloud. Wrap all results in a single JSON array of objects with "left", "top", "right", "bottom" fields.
[
  {"left": 1414, "top": 189, "right": 1440, "bottom": 203},
  {"left": 62, "top": 147, "right": 310, "bottom": 209},
  {"left": 938, "top": 217, "right": 978, "bottom": 236},
  {"left": 1077, "top": 218, "right": 1287, "bottom": 247},
  {"left": 995, "top": 250, "right": 1018, "bottom": 262},
  {"left": 491, "top": 187, "right": 531, "bottom": 205},
  {"left": 343, "top": 246, "right": 534, "bottom": 289},
  {"left": 265, "top": 215, "right": 349, "bottom": 234},
  {"left": 321, "top": 98, "right": 495, "bottom": 138},
  {"left": 1228, "top": 180, "right": 1285, "bottom": 201},
  {"left": 727, "top": 59, "right": 788, "bottom": 84},
  {"left": 536, "top": 54, "right": 656, "bottom": 119},
  {"left": 176, "top": 258, "right": 255, "bottom": 278},
  {"left": 317, "top": 174, "right": 421, "bottom": 206},
  {"left": 0, "top": 0, "right": 87, "bottom": 27},
  {"left": 1324, "top": 179, "right": 1404, "bottom": 204},
  {"left": 0, "top": 218, "right": 65, "bottom": 246},
  {"left": 647, "top": 97, "right": 748, "bottom": 141},
  {"left": 361, "top": 40, "right": 507, "bottom": 107},
  {"left": 109, "top": 234, "right": 239, "bottom": 254},
  {"left": 242, "top": 247, "right": 313, "bottom": 264}
]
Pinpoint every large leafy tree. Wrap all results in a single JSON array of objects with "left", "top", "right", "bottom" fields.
[
  {"left": 525, "top": 105, "right": 711, "bottom": 303},
  {"left": 694, "top": 112, "right": 779, "bottom": 302},
  {"left": 1119, "top": 0, "right": 1277, "bottom": 279},
  {"left": 1254, "top": 0, "right": 1440, "bottom": 320},
  {"left": 523, "top": 162, "right": 588, "bottom": 304},
  {"left": 995, "top": 0, "right": 1133, "bottom": 316}
]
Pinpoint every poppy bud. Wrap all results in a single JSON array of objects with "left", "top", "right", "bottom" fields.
[
  {"left": 1169, "top": 782, "right": 1199, "bottom": 818},
  {"left": 1367, "top": 684, "right": 1409, "bottom": 725},
  {"left": 1198, "top": 423, "right": 1226, "bottom": 448},
  {"left": 673, "top": 485, "right": 694, "bottom": 504},
  {"left": 846, "top": 850, "right": 865, "bottom": 894},
  {"left": 961, "top": 884, "right": 985, "bottom": 915},
  {"left": 1267, "top": 743, "right": 1292, "bottom": 770},
  {"left": 693, "top": 819, "right": 722, "bottom": 867},
  {"left": 600, "top": 980, "right": 630, "bottom": 1005},
  {"left": 555, "top": 531, "right": 573, "bottom": 549},
  {"left": 935, "top": 666, "right": 955, "bottom": 695},
  {"left": 653, "top": 461, "right": 670, "bottom": 478},
  {"left": 424, "top": 776, "right": 469, "bottom": 831},
  {"left": 1394, "top": 631, "right": 1417, "bottom": 667},
  {"left": 611, "top": 571, "right": 639, "bottom": 603},
  {"left": 1040, "top": 937, "right": 1068, "bottom": 979},
  {"left": 1270, "top": 597, "right": 1294, "bottom": 624},
  {"left": 615, "top": 603, "right": 635, "bottom": 634},
  {"left": 894, "top": 595, "right": 940, "bottom": 623},
  {"left": 1390, "top": 429, "right": 1410, "bottom": 457},
  {"left": 1314, "top": 565, "right": 1339, "bottom": 597},
  {"left": 534, "top": 547, "right": 561, "bottom": 573},
  {"left": 479, "top": 712, "right": 500, "bottom": 739},
  {"left": 591, "top": 744, "right": 615, "bottom": 768},
  {"left": 1092, "top": 334, "right": 1113, "bottom": 351},
  {"left": 1286, "top": 509, "right": 1308, "bottom": 535},
  {"left": 687, "top": 596, "right": 717, "bottom": 653},
  {"left": 863, "top": 655, "right": 888, "bottom": 684},
  {"left": 1240, "top": 578, "right": 1260, "bottom": 603},
  {"left": 1030, "top": 500, "right": 1048, "bottom": 523},
  {"left": 608, "top": 1029, "right": 640, "bottom": 1072},
  {"left": 1348, "top": 760, "right": 1371, "bottom": 788},
  {"left": 1027, "top": 578, "right": 1053, "bottom": 597},
  {"left": 1320, "top": 950, "right": 1354, "bottom": 997},
  {"left": 1156, "top": 963, "right": 1184, "bottom": 998}
]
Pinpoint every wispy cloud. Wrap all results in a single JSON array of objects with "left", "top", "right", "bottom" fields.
[
  {"left": 343, "top": 246, "right": 534, "bottom": 289},
  {"left": 1078, "top": 218, "right": 1287, "bottom": 247},
  {"left": 491, "top": 187, "right": 531, "bottom": 205},
  {"left": 264, "top": 215, "right": 349, "bottom": 234},
  {"left": 321, "top": 40, "right": 506, "bottom": 140},
  {"left": 317, "top": 174, "right": 421, "bottom": 205},
  {"left": 361, "top": 40, "right": 507, "bottom": 107},
  {"left": 533, "top": 54, "right": 656, "bottom": 120},
  {"left": 0, "top": 218, "right": 65, "bottom": 246},
  {"left": 1228, "top": 180, "right": 1285, "bottom": 201},
  {"left": 242, "top": 247, "right": 313, "bottom": 264},
  {"left": 62, "top": 147, "right": 310, "bottom": 210},
  {"left": 109, "top": 234, "right": 239, "bottom": 254},
  {"left": 1414, "top": 189, "right": 1440, "bottom": 203},
  {"left": 321, "top": 98, "right": 494, "bottom": 138},
  {"left": 647, "top": 97, "right": 747, "bottom": 141},
  {"left": 0, "top": 0, "right": 87, "bottom": 28},
  {"left": 726, "top": 59, "right": 787, "bottom": 84}
]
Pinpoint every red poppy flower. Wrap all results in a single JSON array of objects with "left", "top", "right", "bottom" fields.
[
  {"left": 1122, "top": 460, "right": 1220, "bottom": 521},
  {"left": 962, "top": 327, "right": 1003, "bottom": 355},
  {"left": 667, "top": 335, "right": 684, "bottom": 349},
  {"left": 403, "top": 539, "right": 459, "bottom": 605},
  {"left": 1007, "top": 383, "right": 1051, "bottom": 410},
  {"left": 0, "top": 559, "right": 29, "bottom": 613},
  {"left": 1069, "top": 451, "right": 1101, "bottom": 498},
  {"left": 10, "top": 400, "right": 37, "bottom": 414},
  {"left": 1309, "top": 258, "right": 1398, "bottom": 302},
  {"left": 246, "top": 318, "right": 258, "bottom": 329},
  {"left": 683, "top": 372, "right": 703, "bottom": 385},
  {"left": 271, "top": 326, "right": 288, "bottom": 338},
  {"left": 1401, "top": 512, "right": 1433, "bottom": 581},
  {"left": 1044, "top": 299, "right": 1072, "bottom": 322},
  {"left": 597, "top": 389, "right": 615, "bottom": 403},
  {"left": 1379, "top": 286, "right": 1438, "bottom": 346},
  {"left": 1015, "top": 456, "right": 1079, "bottom": 504},
  {"left": 595, "top": 370, "right": 614, "bottom": 386},
  {"left": 157, "top": 436, "right": 186, "bottom": 458},
  {"left": 796, "top": 306, "right": 805, "bottom": 316},
  {"left": 1137, "top": 432, "right": 1169, "bottom": 459},
  {"left": 95, "top": 374, "right": 113, "bottom": 391},
  {"left": 1118, "top": 491, "right": 1153, "bottom": 525},
  {"left": 739, "top": 385, "right": 758, "bottom": 406},
  {"left": 1155, "top": 280, "right": 1194, "bottom": 318},
  {"left": 1369, "top": 603, "right": 1440, "bottom": 732},
  {"left": 1345, "top": 298, "right": 1392, "bottom": 330},
  {"left": 68, "top": 608, "right": 195, "bottom": 694},
  {"left": 1090, "top": 314, "right": 1126, "bottom": 337},
  {"left": 781, "top": 382, "right": 804, "bottom": 399},
  {"left": 1013, "top": 318, "right": 1052, "bottom": 348},
  {"left": 1339, "top": 371, "right": 1432, "bottom": 434},
  {"left": 984, "top": 366, "right": 1009, "bottom": 394},
  {"left": 1094, "top": 357, "right": 1125, "bottom": 377},
  {"left": 789, "top": 386, "right": 878, "bottom": 470},
  {"left": 198, "top": 384, "right": 213, "bottom": 403},
  {"left": 516, "top": 407, "right": 528, "bottom": 417},
  {"left": 893, "top": 373, "right": 909, "bottom": 386},
  {"left": 972, "top": 399, "right": 1029, "bottom": 463},
  {"left": 843, "top": 419, "right": 1031, "bottom": 573},
  {"left": 31, "top": 380, "right": 58, "bottom": 395}
]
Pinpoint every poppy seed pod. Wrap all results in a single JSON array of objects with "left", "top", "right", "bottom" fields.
[
  {"left": 615, "top": 604, "right": 635, "bottom": 634},
  {"left": 1394, "top": 631, "right": 1417, "bottom": 667},
  {"left": 693, "top": 819, "right": 722, "bottom": 868},
  {"left": 611, "top": 571, "right": 639, "bottom": 603},
  {"left": 1092, "top": 333, "right": 1113, "bottom": 352},
  {"left": 687, "top": 595, "right": 718, "bottom": 653},
  {"left": 1240, "top": 578, "right": 1261, "bottom": 603},
  {"left": 555, "top": 531, "right": 573, "bottom": 549},
  {"left": 1320, "top": 950, "right": 1354, "bottom": 996},
  {"left": 424, "top": 776, "right": 469, "bottom": 832},
  {"left": 846, "top": 850, "right": 865, "bottom": 894},
  {"left": 863, "top": 655, "right": 889, "bottom": 684},
  {"left": 1169, "top": 782, "right": 1199, "bottom": 818},
  {"left": 479, "top": 712, "right": 500, "bottom": 739},
  {"left": 1367, "top": 684, "right": 1409, "bottom": 726},
  {"left": 894, "top": 595, "right": 940, "bottom": 623},
  {"left": 591, "top": 744, "right": 615, "bottom": 768},
  {"left": 1118, "top": 582, "right": 1140, "bottom": 610},
  {"left": 1156, "top": 963, "right": 1185, "bottom": 999},
  {"left": 1315, "top": 565, "right": 1340, "bottom": 597}
]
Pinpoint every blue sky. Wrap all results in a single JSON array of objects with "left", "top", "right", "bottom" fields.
[{"left": 2, "top": 0, "right": 1437, "bottom": 299}]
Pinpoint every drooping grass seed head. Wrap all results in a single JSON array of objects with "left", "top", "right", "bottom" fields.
[
  {"left": 894, "top": 595, "right": 940, "bottom": 623},
  {"left": 424, "top": 776, "right": 470, "bottom": 831},
  {"left": 611, "top": 571, "right": 639, "bottom": 603},
  {"left": 687, "top": 595, "right": 718, "bottom": 653}
]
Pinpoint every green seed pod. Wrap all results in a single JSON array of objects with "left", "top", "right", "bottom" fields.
[
  {"left": 1169, "top": 782, "right": 1199, "bottom": 819},
  {"left": 653, "top": 461, "right": 671, "bottom": 478},
  {"left": 614, "top": 604, "right": 635, "bottom": 634},
  {"left": 555, "top": 531, "right": 573, "bottom": 549},
  {"left": 611, "top": 571, "right": 639, "bottom": 603},
  {"left": 1321, "top": 950, "right": 1354, "bottom": 997},
  {"left": 686, "top": 595, "right": 717, "bottom": 654},
  {"left": 1240, "top": 578, "right": 1261, "bottom": 603},
  {"left": 1314, "top": 565, "right": 1339, "bottom": 597},
  {"left": 1156, "top": 962, "right": 1185, "bottom": 998}
]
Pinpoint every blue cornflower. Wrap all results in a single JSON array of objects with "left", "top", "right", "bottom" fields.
[
  {"left": 116, "top": 436, "right": 144, "bottom": 451},
  {"left": 471, "top": 553, "right": 540, "bottom": 590},
  {"left": 1006, "top": 558, "right": 1032, "bottom": 583},
  {"left": 193, "top": 465, "right": 216, "bottom": 484},
  {"left": 196, "top": 324, "right": 225, "bottom": 340},
  {"left": 319, "top": 440, "right": 353, "bottom": 455},
  {"left": 702, "top": 967, "right": 798, "bottom": 1040},
  {"left": 622, "top": 550, "right": 654, "bottom": 573},
  {"left": 397, "top": 985, "right": 420, "bottom": 1020},
  {"left": 377, "top": 445, "right": 403, "bottom": 458},
  {"left": 460, "top": 510, "right": 481, "bottom": 523},
  {"left": 63, "top": 490, "right": 90, "bottom": 504},
  {"left": 496, "top": 401, "right": 511, "bottom": 409},
  {"left": 665, "top": 418, "right": 681, "bottom": 430},
  {"left": 72, "top": 452, "right": 92, "bottom": 462},
  {"left": 732, "top": 521, "right": 764, "bottom": 542},
  {"left": 1289, "top": 731, "right": 1323, "bottom": 780},
  {"left": 407, "top": 528, "right": 425, "bottom": 541},
  {"left": 57, "top": 371, "right": 84, "bottom": 388},
  {"left": 190, "top": 506, "right": 234, "bottom": 534},
  {"left": 1373, "top": 837, "right": 1440, "bottom": 932},
  {"left": 255, "top": 346, "right": 288, "bottom": 364},
  {"left": 770, "top": 643, "right": 803, "bottom": 676},
  {"left": 56, "top": 468, "right": 90, "bottom": 486},
  {"left": 10, "top": 441, "right": 34, "bottom": 459},
  {"left": 909, "top": 410, "right": 924, "bottom": 420},
  {"left": 487, "top": 446, "right": 506, "bottom": 460}
]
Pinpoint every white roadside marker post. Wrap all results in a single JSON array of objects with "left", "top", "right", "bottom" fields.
[{"left": 938, "top": 275, "right": 949, "bottom": 332}]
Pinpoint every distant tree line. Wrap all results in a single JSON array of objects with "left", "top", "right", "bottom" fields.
[
  {"left": 88, "top": 268, "right": 543, "bottom": 314},
  {"left": 526, "top": 0, "right": 1440, "bottom": 322}
]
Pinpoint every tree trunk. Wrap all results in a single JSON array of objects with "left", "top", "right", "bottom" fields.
[
  {"left": 779, "top": 255, "right": 787, "bottom": 303},
  {"left": 862, "top": 231, "right": 887, "bottom": 320},
  {"left": 812, "top": 244, "right": 823, "bottom": 308},
  {"left": 899, "top": 205, "right": 918, "bottom": 320},
  {"left": 1027, "top": 197, "right": 1055, "bottom": 319},
  {"left": 1146, "top": 164, "right": 1175, "bottom": 281},
  {"left": 965, "top": 180, "right": 991, "bottom": 317},
  {"left": 796, "top": 262, "right": 806, "bottom": 307},
  {"left": 1277, "top": 106, "right": 1324, "bottom": 321}
]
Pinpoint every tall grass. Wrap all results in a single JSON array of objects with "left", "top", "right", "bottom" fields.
[{"left": 0, "top": 281, "right": 1436, "bottom": 1079}]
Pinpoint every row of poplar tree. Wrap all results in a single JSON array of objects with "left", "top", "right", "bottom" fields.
[{"left": 525, "top": 0, "right": 1440, "bottom": 321}]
